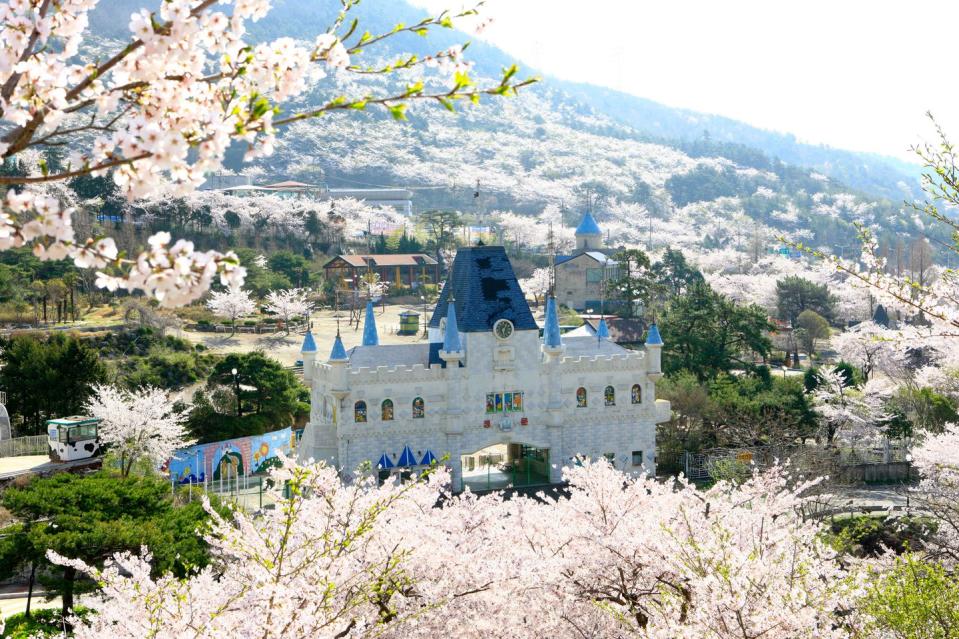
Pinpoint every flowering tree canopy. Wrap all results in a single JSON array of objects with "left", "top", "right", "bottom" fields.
[
  {"left": 519, "top": 266, "right": 551, "bottom": 305},
  {"left": 206, "top": 285, "right": 256, "bottom": 334},
  {"left": 0, "top": 0, "right": 533, "bottom": 306},
  {"left": 810, "top": 367, "right": 890, "bottom": 446},
  {"left": 264, "top": 287, "right": 312, "bottom": 332},
  {"left": 86, "top": 384, "right": 194, "bottom": 477},
  {"left": 51, "top": 458, "right": 856, "bottom": 638}
]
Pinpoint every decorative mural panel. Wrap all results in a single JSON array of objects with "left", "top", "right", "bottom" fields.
[{"left": 168, "top": 427, "right": 293, "bottom": 484}]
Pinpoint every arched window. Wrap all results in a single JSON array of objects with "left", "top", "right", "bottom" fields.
[
  {"left": 412, "top": 397, "right": 425, "bottom": 419},
  {"left": 631, "top": 384, "right": 642, "bottom": 405},
  {"left": 381, "top": 399, "right": 394, "bottom": 421},
  {"left": 576, "top": 387, "right": 588, "bottom": 408},
  {"left": 605, "top": 385, "right": 615, "bottom": 406},
  {"left": 354, "top": 401, "right": 367, "bottom": 423}
]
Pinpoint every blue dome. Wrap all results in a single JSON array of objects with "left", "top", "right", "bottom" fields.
[{"left": 575, "top": 211, "right": 602, "bottom": 236}]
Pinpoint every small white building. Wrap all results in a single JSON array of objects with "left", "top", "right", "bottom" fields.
[{"left": 298, "top": 246, "right": 670, "bottom": 492}]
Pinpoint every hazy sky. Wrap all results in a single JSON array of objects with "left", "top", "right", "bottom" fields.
[{"left": 409, "top": 0, "right": 957, "bottom": 162}]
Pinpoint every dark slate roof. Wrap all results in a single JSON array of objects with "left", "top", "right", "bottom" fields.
[
  {"left": 428, "top": 246, "right": 536, "bottom": 332},
  {"left": 575, "top": 211, "right": 602, "bottom": 235}
]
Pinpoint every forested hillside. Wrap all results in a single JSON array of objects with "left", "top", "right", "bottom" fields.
[{"left": 84, "top": 0, "right": 935, "bottom": 263}]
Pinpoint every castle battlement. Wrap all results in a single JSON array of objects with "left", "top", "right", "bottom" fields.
[
  {"left": 558, "top": 350, "right": 646, "bottom": 371},
  {"left": 298, "top": 245, "right": 665, "bottom": 493}
]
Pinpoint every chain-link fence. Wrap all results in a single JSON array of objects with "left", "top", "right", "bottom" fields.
[
  {"left": 172, "top": 474, "right": 279, "bottom": 512},
  {"left": 680, "top": 440, "right": 912, "bottom": 485},
  {"left": 0, "top": 435, "right": 49, "bottom": 458}
]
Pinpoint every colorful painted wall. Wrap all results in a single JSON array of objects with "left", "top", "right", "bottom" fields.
[{"left": 169, "top": 427, "right": 293, "bottom": 484}]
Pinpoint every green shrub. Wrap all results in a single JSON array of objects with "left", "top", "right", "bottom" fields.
[
  {"left": 858, "top": 554, "right": 959, "bottom": 638},
  {"left": 3, "top": 605, "right": 91, "bottom": 638},
  {"left": 826, "top": 515, "right": 935, "bottom": 557}
]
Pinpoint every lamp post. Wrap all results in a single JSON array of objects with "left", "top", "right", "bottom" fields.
[
  {"left": 232, "top": 367, "right": 242, "bottom": 417},
  {"left": 420, "top": 295, "right": 428, "bottom": 337}
]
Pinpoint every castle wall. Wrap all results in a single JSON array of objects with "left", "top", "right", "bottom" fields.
[{"left": 299, "top": 329, "right": 667, "bottom": 491}]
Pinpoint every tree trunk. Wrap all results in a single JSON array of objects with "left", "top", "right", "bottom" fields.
[
  {"left": 25, "top": 561, "right": 36, "bottom": 619},
  {"left": 61, "top": 565, "right": 76, "bottom": 617},
  {"left": 42, "top": 297, "right": 47, "bottom": 323}
]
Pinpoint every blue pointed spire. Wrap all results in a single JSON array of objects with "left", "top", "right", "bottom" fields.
[
  {"left": 645, "top": 323, "right": 663, "bottom": 346},
  {"left": 300, "top": 329, "right": 317, "bottom": 353},
  {"left": 362, "top": 300, "right": 379, "bottom": 346},
  {"left": 443, "top": 297, "right": 462, "bottom": 352},
  {"left": 597, "top": 317, "right": 610, "bottom": 340},
  {"left": 544, "top": 296, "right": 562, "bottom": 348},
  {"left": 329, "top": 330, "right": 348, "bottom": 361},
  {"left": 575, "top": 211, "right": 602, "bottom": 236}
]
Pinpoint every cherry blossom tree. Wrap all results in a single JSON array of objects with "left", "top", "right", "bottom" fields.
[
  {"left": 810, "top": 367, "right": 890, "bottom": 446},
  {"left": 910, "top": 424, "right": 959, "bottom": 565},
  {"left": 0, "top": 0, "right": 534, "bottom": 306},
  {"left": 264, "top": 287, "right": 313, "bottom": 334},
  {"left": 519, "top": 267, "right": 551, "bottom": 307},
  {"left": 831, "top": 321, "right": 897, "bottom": 380},
  {"left": 206, "top": 285, "right": 256, "bottom": 335},
  {"left": 51, "top": 458, "right": 856, "bottom": 638},
  {"left": 86, "top": 385, "right": 194, "bottom": 477}
]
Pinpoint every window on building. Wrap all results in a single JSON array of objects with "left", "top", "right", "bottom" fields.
[
  {"left": 412, "top": 397, "right": 425, "bottom": 419},
  {"left": 354, "top": 401, "right": 367, "bottom": 423},
  {"left": 632, "top": 450, "right": 643, "bottom": 466},
  {"left": 586, "top": 268, "right": 604, "bottom": 283},
  {"left": 603, "top": 452, "right": 616, "bottom": 464},
  {"left": 576, "top": 387, "right": 588, "bottom": 408},
  {"left": 631, "top": 384, "right": 642, "bottom": 404},
  {"left": 605, "top": 385, "right": 615, "bottom": 406},
  {"left": 486, "top": 391, "right": 524, "bottom": 414},
  {"left": 381, "top": 399, "right": 394, "bottom": 421}
]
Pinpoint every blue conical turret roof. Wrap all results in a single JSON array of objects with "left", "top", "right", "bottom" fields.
[
  {"left": 575, "top": 211, "right": 602, "bottom": 236},
  {"left": 645, "top": 323, "right": 663, "bottom": 346},
  {"left": 329, "top": 332, "right": 348, "bottom": 361},
  {"left": 544, "top": 297, "right": 562, "bottom": 348},
  {"left": 362, "top": 300, "right": 379, "bottom": 346},
  {"left": 597, "top": 318, "right": 610, "bottom": 340},
  {"left": 443, "top": 297, "right": 462, "bottom": 352},
  {"left": 300, "top": 330, "right": 317, "bottom": 353}
]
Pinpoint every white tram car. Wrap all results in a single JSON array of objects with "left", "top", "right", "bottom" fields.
[{"left": 46, "top": 416, "right": 101, "bottom": 462}]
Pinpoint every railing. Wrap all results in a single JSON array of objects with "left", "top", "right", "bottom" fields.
[{"left": 0, "top": 435, "right": 49, "bottom": 458}]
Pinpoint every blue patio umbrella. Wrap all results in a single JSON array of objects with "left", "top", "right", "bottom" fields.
[
  {"left": 420, "top": 450, "right": 438, "bottom": 466},
  {"left": 376, "top": 453, "right": 394, "bottom": 469},
  {"left": 397, "top": 445, "right": 418, "bottom": 467}
]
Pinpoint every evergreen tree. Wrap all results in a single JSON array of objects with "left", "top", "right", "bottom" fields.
[{"left": 0, "top": 334, "right": 106, "bottom": 434}]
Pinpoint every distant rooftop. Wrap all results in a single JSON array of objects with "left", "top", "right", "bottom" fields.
[{"left": 324, "top": 254, "right": 438, "bottom": 268}]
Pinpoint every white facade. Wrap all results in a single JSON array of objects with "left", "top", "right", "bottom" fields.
[{"left": 298, "top": 248, "right": 670, "bottom": 492}]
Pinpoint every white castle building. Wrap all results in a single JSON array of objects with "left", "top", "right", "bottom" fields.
[{"left": 298, "top": 246, "right": 670, "bottom": 492}]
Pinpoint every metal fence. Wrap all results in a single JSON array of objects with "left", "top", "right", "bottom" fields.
[
  {"left": 681, "top": 440, "right": 911, "bottom": 483},
  {"left": 0, "top": 435, "right": 49, "bottom": 458},
  {"left": 172, "top": 474, "right": 277, "bottom": 512}
]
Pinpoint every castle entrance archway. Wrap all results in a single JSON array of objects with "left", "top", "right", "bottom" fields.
[{"left": 460, "top": 442, "right": 550, "bottom": 492}]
